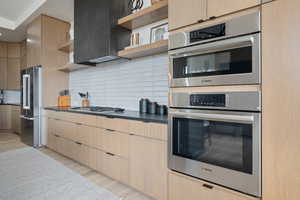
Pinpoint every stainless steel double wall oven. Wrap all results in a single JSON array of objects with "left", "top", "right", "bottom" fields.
[{"left": 168, "top": 11, "right": 262, "bottom": 197}]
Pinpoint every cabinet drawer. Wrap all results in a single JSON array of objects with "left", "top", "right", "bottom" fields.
[
  {"left": 73, "top": 114, "right": 97, "bottom": 127},
  {"left": 102, "top": 129, "right": 129, "bottom": 158},
  {"left": 168, "top": 172, "right": 259, "bottom": 200},
  {"left": 98, "top": 116, "right": 130, "bottom": 132},
  {"left": 55, "top": 120, "right": 77, "bottom": 140},
  {"left": 129, "top": 121, "right": 167, "bottom": 141},
  {"left": 76, "top": 125, "right": 101, "bottom": 148},
  {"left": 102, "top": 152, "right": 129, "bottom": 185},
  {"left": 88, "top": 147, "right": 103, "bottom": 172}
]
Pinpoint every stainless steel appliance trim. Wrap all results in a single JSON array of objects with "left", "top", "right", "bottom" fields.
[
  {"left": 169, "top": 33, "right": 261, "bottom": 87},
  {"left": 22, "top": 74, "right": 31, "bottom": 110},
  {"left": 33, "top": 66, "right": 42, "bottom": 147},
  {"left": 168, "top": 108, "right": 261, "bottom": 197},
  {"left": 20, "top": 115, "right": 34, "bottom": 121},
  {"left": 169, "top": 11, "right": 260, "bottom": 50},
  {"left": 170, "top": 91, "right": 261, "bottom": 111}
]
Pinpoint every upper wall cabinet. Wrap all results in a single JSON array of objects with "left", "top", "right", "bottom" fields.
[
  {"left": 207, "top": 0, "right": 260, "bottom": 18},
  {"left": 169, "top": 0, "right": 207, "bottom": 31},
  {"left": 169, "top": 0, "right": 261, "bottom": 31}
]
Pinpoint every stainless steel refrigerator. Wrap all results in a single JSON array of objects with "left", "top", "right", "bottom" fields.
[{"left": 20, "top": 66, "right": 42, "bottom": 147}]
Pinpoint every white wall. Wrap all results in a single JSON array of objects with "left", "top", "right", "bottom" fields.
[{"left": 69, "top": 53, "right": 168, "bottom": 111}]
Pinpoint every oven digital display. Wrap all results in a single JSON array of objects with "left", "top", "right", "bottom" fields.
[
  {"left": 190, "top": 94, "right": 226, "bottom": 107},
  {"left": 190, "top": 23, "right": 226, "bottom": 43}
]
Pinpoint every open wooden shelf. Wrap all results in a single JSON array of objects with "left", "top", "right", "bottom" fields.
[
  {"left": 118, "top": 40, "right": 168, "bottom": 59},
  {"left": 118, "top": 0, "right": 168, "bottom": 30},
  {"left": 58, "top": 40, "right": 74, "bottom": 53},
  {"left": 57, "top": 63, "right": 94, "bottom": 72}
]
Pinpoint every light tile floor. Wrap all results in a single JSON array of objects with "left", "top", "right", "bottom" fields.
[{"left": 0, "top": 131, "right": 153, "bottom": 200}]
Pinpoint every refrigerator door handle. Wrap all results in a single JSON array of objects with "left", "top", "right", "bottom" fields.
[
  {"left": 20, "top": 115, "right": 35, "bottom": 121},
  {"left": 23, "top": 74, "right": 31, "bottom": 110}
]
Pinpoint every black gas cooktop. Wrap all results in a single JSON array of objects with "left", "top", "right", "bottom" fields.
[{"left": 70, "top": 106, "right": 125, "bottom": 113}]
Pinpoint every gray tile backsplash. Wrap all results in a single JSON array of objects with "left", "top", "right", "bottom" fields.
[
  {"left": 2, "top": 90, "right": 21, "bottom": 104},
  {"left": 69, "top": 53, "right": 169, "bottom": 111}
]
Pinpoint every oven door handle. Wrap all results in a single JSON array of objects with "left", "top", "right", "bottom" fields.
[
  {"left": 171, "top": 112, "right": 254, "bottom": 124},
  {"left": 169, "top": 34, "right": 256, "bottom": 58}
]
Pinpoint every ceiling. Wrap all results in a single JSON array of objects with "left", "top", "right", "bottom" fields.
[{"left": 0, "top": 0, "right": 74, "bottom": 42}]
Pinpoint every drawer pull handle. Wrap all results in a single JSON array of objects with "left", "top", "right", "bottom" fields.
[
  {"left": 209, "top": 16, "right": 217, "bottom": 20},
  {"left": 54, "top": 134, "right": 60, "bottom": 138},
  {"left": 106, "top": 129, "right": 115, "bottom": 132},
  {"left": 106, "top": 116, "right": 115, "bottom": 119},
  {"left": 106, "top": 152, "right": 115, "bottom": 156},
  {"left": 75, "top": 142, "right": 82, "bottom": 145},
  {"left": 203, "top": 184, "right": 214, "bottom": 189},
  {"left": 76, "top": 123, "right": 82, "bottom": 125},
  {"left": 198, "top": 19, "right": 205, "bottom": 23}
]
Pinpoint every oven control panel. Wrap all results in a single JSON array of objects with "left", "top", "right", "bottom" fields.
[
  {"left": 190, "top": 23, "right": 226, "bottom": 43},
  {"left": 190, "top": 94, "right": 226, "bottom": 107}
]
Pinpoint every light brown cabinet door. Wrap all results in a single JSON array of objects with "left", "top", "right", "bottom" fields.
[
  {"left": 207, "top": 0, "right": 260, "bottom": 18},
  {"left": 7, "top": 43, "right": 21, "bottom": 58},
  {"left": 0, "top": 42, "right": 7, "bottom": 58},
  {"left": 0, "top": 58, "right": 7, "bottom": 89},
  {"left": 26, "top": 16, "right": 42, "bottom": 68},
  {"left": 169, "top": 0, "right": 207, "bottom": 30},
  {"left": 129, "top": 135, "right": 168, "bottom": 200},
  {"left": 102, "top": 152, "right": 129, "bottom": 184},
  {"left": 168, "top": 172, "right": 258, "bottom": 200},
  {"left": 102, "top": 129, "right": 129, "bottom": 158},
  {"left": 11, "top": 107, "right": 21, "bottom": 134},
  {"left": 262, "top": 1, "right": 300, "bottom": 200},
  {"left": 7, "top": 58, "right": 21, "bottom": 90}
]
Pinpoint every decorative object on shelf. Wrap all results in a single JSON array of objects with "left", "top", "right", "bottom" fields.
[
  {"left": 150, "top": 22, "right": 169, "bottom": 43},
  {"left": 130, "top": 32, "right": 140, "bottom": 46},
  {"left": 151, "top": 0, "right": 163, "bottom": 5},
  {"left": 128, "top": 0, "right": 144, "bottom": 13}
]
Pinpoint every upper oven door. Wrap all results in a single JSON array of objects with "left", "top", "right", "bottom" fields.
[
  {"left": 169, "top": 33, "right": 260, "bottom": 87},
  {"left": 168, "top": 108, "right": 261, "bottom": 196}
]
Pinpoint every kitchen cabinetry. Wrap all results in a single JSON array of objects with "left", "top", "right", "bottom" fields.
[
  {"left": 207, "top": 0, "right": 260, "bottom": 19},
  {"left": 0, "top": 106, "right": 11, "bottom": 130},
  {"left": 7, "top": 58, "right": 21, "bottom": 89},
  {"left": 7, "top": 43, "right": 21, "bottom": 58},
  {"left": 0, "top": 58, "right": 7, "bottom": 89},
  {"left": 26, "top": 15, "right": 70, "bottom": 106},
  {"left": 11, "top": 106, "right": 21, "bottom": 134},
  {"left": 169, "top": 0, "right": 207, "bottom": 31},
  {"left": 46, "top": 110, "right": 167, "bottom": 200},
  {"left": 0, "top": 42, "right": 7, "bottom": 57},
  {"left": 129, "top": 134, "right": 168, "bottom": 200},
  {"left": 169, "top": 0, "right": 261, "bottom": 31},
  {"left": 262, "top": 1, "right": 300, "bottom": 200},
  {"left": 168, "top": 171, "right": 259, "bottom": 200}
]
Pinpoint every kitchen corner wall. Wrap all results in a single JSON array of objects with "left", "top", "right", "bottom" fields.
[{"left": 69, "top": 53, "right": 168, "bottom": 110}]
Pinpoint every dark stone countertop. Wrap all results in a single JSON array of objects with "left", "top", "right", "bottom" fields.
[
  {"left": 44, "top": 107, "right": 168, "bottom": 124},
  {"left": 0, "top": 104, "right": 21, "bottom": 106}
]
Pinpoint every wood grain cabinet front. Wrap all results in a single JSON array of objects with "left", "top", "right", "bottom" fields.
[
  {"left": 207, "top": 0, "right": 260, "bottom": 18},
  {"left": 129, "top": 134, "right": 168, "bottom": 200},
  {"left": 102, "top": 152, "right": 129, "bottom": 185},
  {"left": 168, "top": 172, "right": 259, "bottom": 200},
  {"left": 169, "top": 0, "right": 207, "bottom": 30},
  {"left": 102, "top": 129, "right": 129, "bottom": 158}
]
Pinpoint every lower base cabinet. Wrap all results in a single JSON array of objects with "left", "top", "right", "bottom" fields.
[
  {"left": 129, "top": 135, "right": 168, "bottom": 200},
  {"left": 168, "top": 172, "right": 259, "bottom": 200}
]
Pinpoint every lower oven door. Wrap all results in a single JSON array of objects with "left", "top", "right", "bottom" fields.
[{"left": 168, "top": 108, "right": 261, "bottom": 197}]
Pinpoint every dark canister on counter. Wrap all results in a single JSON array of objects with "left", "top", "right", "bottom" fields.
[
  {"left": 139, "top": 98, "right": 149, "bottom": 113},
  {"left": 148, "top": 101, "right": 158, "bottom": 114},
  {"left": 157, "top": 105, "right": 168, "bottom": 116}
]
